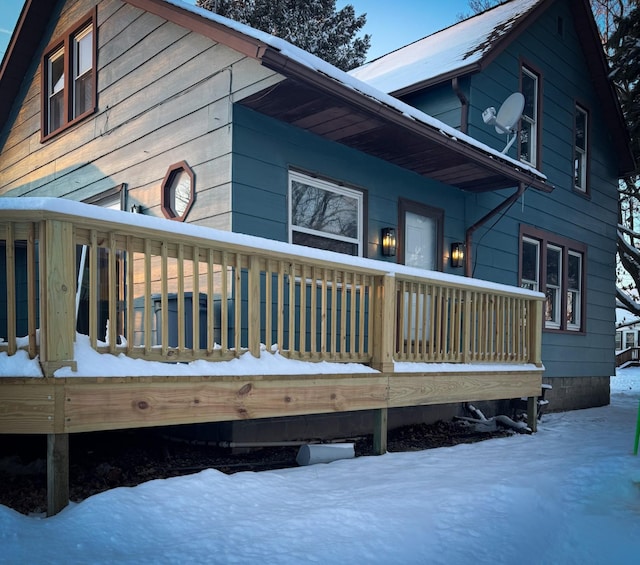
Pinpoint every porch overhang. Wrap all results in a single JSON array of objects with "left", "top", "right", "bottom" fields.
[{"left": 239, "top": 49, "right": 551, "bottom": 194}]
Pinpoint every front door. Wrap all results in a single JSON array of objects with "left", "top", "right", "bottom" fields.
[
  {"left": 399, "top": 199, "right": 443, "bottom": 271},
  {"left": 398, "top": 199, "right": 444, "bottom": 345}
]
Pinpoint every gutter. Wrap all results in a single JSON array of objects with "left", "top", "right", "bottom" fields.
[
  {"left": 464, "top": 183, "right": 527, "bottom": 277},
  {"left": 452, "top": 77, "right": 469, "bottom": 134}
]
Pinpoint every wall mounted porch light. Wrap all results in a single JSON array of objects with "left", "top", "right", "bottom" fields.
[
  {"left": 450, "top": 242, "right": 465, "bottom": 268},
  {"left": 381, "top": 227, "right": 397, "bottom": 257}
]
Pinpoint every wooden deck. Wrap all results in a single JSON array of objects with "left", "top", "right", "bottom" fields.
[{"left": 0, "top": 198, "right": 544, "bottom": 514}]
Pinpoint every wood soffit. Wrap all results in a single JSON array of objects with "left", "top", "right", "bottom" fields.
[{"left": 129, "top": 0, "right": 551, "bottom": 192}]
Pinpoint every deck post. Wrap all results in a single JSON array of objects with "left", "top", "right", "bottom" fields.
[
  {"left": 47, "top": 433, "right": 69, "bottom": 516},
  {"left": 248, "top": 255, "right": 261, "bottom": 357},
  {"left": 527, "top": 396, "right": 538, "bottom": 433},
  {"left": 371, "top": 274, "right": 396, "bottom": 372},
  {"left": 39, "top": 220, "right": 77, "bottom": 376},
  {"left": 373, "top": 408, "right": 388, "bottom": 455},
  {"left": 529, "top": 298, "right": 543, "bottom": 367}
]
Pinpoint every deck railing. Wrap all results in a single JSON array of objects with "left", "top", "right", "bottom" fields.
[{"left": 0, "top": 199, "right": 543, "bottom": 376}]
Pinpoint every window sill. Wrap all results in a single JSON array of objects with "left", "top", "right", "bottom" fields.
[{"left": 40, "top": 107, "right": 95, "bottom": 143}]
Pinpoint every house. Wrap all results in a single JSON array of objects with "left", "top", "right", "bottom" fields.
[
  {"left": 615, "top": 306, "right": 640, "bottom": 366},
  {"left": 0, "top": 0, "right": 632, "bottom": 514},
  {"left": 351, "top": 0, "right": 635, "bottom": 410}
]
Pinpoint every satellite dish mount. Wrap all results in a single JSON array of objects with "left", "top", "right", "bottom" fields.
[{"left": 482, "top": 92, "right": 525, "bottom": 154}]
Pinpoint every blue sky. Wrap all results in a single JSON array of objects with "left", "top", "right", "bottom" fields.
[{"left": 1, "top": 0, "right": 472, "bottom": 62}]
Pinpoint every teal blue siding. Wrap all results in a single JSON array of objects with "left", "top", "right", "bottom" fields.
[
  {"left": 229, "top": 0, "right": 619, "bottom": 383},
  {"left": 462, "top": 0, "right": 619, "bottom": 380},
  {"left": 231, "top": 105, "right": 467, "bottom": 271},
  {"left": 401, "top": 81, "right": 467, "bottom": 130}
]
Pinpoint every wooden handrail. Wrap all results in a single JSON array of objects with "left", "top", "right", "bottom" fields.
[
  {"left": 0, "top": 199, "right": 544, "bottom": 374},
  {"left": 615, "top": 347, "right": 640, "bottom": 367}
]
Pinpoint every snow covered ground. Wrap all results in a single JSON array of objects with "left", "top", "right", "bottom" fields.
[{"left": 1, "top": 370, "right": 639, "bottom": 564}]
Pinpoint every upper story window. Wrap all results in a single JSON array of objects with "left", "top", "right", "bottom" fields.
[
  {"left": 574, "top": 104, "right": 589, "bottom": 193},
  {"left": 519, "top": 65, "right": 540, "bottom": 167},
  {"left": 289, "top": 170, "right": 363, "bottom": 256},
  {"left": 520, "top": 226, "right": 585, "bottom": 333},
  {"left": 42, "top": 11, "right": 96, "bottom": 140}
]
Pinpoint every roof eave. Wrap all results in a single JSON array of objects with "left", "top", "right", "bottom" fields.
[
  {"left": 124, "top": 0, "right": 269, "bottom": 59},
  {"left": 260, "top": 47, "right": 550, "bottom": 193},
  {"left": 389, "top": 65, "right": 480, "bottom": 98},
  {"left": 0, "top": 0, "right": 55, "bottom": 136}
]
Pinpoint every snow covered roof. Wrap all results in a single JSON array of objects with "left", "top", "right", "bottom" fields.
[
  {"left": 349, "top": 0, "right": 544, "bottom": 95},
  {"left": 145, "top": 0, "right": 549, "bottom": 190}
]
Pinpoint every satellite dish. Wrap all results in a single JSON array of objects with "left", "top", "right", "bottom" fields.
[{"left": 482, "top": 92, "right": 525, "bottom": 154}]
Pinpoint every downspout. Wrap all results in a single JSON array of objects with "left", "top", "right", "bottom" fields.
[
  {"left": 452, "top": 78, "right": 468, "bottom": 134},
  {"left": 464, "top": 183, "right": 527, "bottom": 277}
]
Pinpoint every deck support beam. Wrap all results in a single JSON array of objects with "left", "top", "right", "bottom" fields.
[
  {"left": 527, "top": 396, "right": 538, "bottom": 433},
  {"left": 47, "top": 433, "right": 69, "bottom": 516},
  {"left": 373, "top": 408, "right": 388, "bottom": 455}
]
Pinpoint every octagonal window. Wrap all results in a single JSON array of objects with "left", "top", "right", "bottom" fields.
[{"left": 161, "top": 161, "right": 195, "bottom": 221}]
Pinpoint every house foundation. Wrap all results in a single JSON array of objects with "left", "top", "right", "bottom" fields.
[{"left": 543, "top": 376, "right": 610, "bottom": 412}]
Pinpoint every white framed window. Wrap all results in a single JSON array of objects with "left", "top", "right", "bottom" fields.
[
  {"left": 546, "top": 245, "right": 562, "bottom": 328},
  {"left": 47, "top": 46, "right": 65, "bottom": 134},
  {"left": 521, "top": 237, "right": 540, "bottom": 291},
  {"left": 519, "top": 66, "right": 539, "bottom": 167},
  {"left": 574, "top": 104, "right": 588, "bottom": 192},
  {"left": 625, "top": 332, "right": 635, "bottom": 349},
  {"left": 616, "top": 331, "right": 622, "bottom": 350},
  {"left": 567, "top": 251, "right": 582, "bottom": 329},
  {"left": 288, "top": 171, "right": 363, "bottom": 256},
  {"left": 73, "top": 24, "right": 94, "bottom": 118}
]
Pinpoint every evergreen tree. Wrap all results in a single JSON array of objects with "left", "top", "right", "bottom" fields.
[{"left": 196, "top": 0, "right": 370, "bottom": 71}]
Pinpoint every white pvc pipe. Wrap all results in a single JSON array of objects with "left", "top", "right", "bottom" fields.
[{"left": 296, "top": 443, "right": 355, "bottom": 466}]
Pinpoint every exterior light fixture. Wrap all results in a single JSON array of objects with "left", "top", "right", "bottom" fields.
[
  {"left": 381, "top": 227, "right": 397, "bottom": 257},
  {"left": 451, "top": 242, "right": 465, "bottom": 268}
]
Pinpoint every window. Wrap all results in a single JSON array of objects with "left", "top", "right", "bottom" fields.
[
  {"left": 545, "top": 245, "right": 562, "bottom": 328},
  {"left": 521, "top": 237, "right": 540, "bottom": 290},
  {"left": 519, "top": 65, "right": 540, "bottom": 167},
  {"left": 519, "top": 226, "right": 585, "bottom": 332},
  {"left": 615, "top": 331, "right": 622, "bottom": 350},
  {"left": 161, "top": 162, "right": 195, "bottom": 221},
  {"left": 625, "top": 332, "right": 635, "bottom": 349},
  {"left": 566, "top": 251, "right": 582, "bottom": 330},
  {"left": 42, "top": 11, "right": 96, "bottom": 139},
  {"left": 574, "top": 104, "right": 589, "bottom": 193},
  {"left": 289, "top": 171, "right": 363, "bottom": 256}
]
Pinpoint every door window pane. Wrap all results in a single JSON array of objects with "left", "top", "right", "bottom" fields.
[{"left": 405, "top": 211, "right": 437, "bottom": 270}]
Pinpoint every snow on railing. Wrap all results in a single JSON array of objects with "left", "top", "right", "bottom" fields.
[{"left": 0, "top": 198, "right": 543, "bottom": 376}]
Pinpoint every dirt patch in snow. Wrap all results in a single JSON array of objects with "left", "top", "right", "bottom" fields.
[{"left": 0, "top": 421, "right": 511, "bottom": 516}]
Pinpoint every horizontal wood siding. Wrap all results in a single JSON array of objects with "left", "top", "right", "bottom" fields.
[
  {"left": 0, "top": 0, "right": 282, "bottom": 233},
  {"left": 463, "top": 0, "right": 618, "bottom": 379}
]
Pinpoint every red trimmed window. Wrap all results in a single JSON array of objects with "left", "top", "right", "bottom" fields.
[
  {"left": 520, "top": 227, "right": 585, "bottom": 333},
  {"left": 42, "top": 11, "right": 96, "bottom": 139},
  {"left": 161, "top": 162, "right": 195, "bottom": 221}
]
